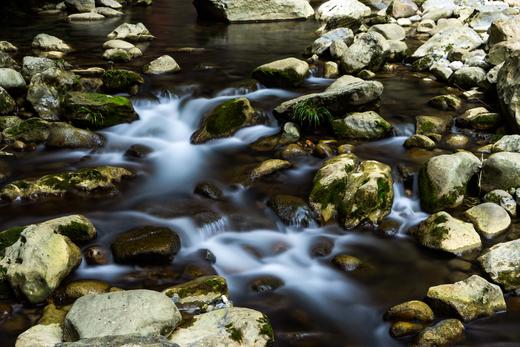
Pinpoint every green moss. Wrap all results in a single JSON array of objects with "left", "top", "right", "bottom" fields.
[
  {"left": 226, "top": 323, "right": 243, "bottom": 343},
  {"left": 3, "top": 118, "right": 50, "bottom": 143},
  {"left": 57, "top": 221, "right": 90, "bottom": 243},
  {"left": 310, "top": 178, "right": 348, "bottom": 209},
  {"left": 165, "top": 275, "right": 228, "bottom": 298},
  {"left": 205, "top": 99, "right": 248, "bottom": 136},
  {"left": 252, "top": 67, "right": 303, "bottom": 88},
  {"left": 258, "top": 315, "right": 275, "bottom": 341},
  {"left": 377, "top": 178, "right": 390, "bottom": 206},
  {"left": 419, "top": 166, "right": 465, "bottom": 213},
  {"left": 0, "top": 226, "right": 25, "bottom": 256},
  {"left": 102, "top": 69, "right": 144, "bottom": 93}
]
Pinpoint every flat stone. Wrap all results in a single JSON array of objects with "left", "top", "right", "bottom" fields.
[{"left": 464, "top": 202, "right": 510, "bottom": 238}]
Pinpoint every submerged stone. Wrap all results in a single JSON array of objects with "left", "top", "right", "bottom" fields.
[{"left": 267, "top": 194, "right": 315, "bottom": 227}]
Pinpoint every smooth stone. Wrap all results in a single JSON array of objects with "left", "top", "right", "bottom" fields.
[
  {"left": 413, "top": 319, "right": 464, "bottom": 347},
  {"left": 252, "top": 58, "right": 309, "bottom": 88},
  {"left": 484, "top": 189, "right": 517, "bottom": 217},
  {"left": 384, "top": 300, "right": 435, "bottom": 322},
  {"left": 464, "top": 202, "right": 510, "bottom": 239},
  {"left": 143, "top": 55, "right": 181, "bottom": 74}
]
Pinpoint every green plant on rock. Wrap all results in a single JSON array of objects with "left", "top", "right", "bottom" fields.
[
  {"left": 77, "top": 107, "right": 104, "bottom": 127},
  {"left": 292, "top": 99, "right": 332, "bottom": 129}
]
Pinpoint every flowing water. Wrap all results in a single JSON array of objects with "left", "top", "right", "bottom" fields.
[{"left": 1, "top": 1, "right": 520, "bottom": 346}]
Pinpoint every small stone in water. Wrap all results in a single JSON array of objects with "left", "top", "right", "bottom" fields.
[
  {"left": 83, "top": 245, "right": 109, "bottom": 265},
  {"left": 332, "top": 254, "right": 362, "bottom": 272}
]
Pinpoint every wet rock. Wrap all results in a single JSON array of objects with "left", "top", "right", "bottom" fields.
[
  {"left": 111, "top": 226, "right": 181, "bottom": 264},
  {"left": 2, "top": 117, "right": 51, "bottom": 143},
  {"left": 387, "top": 40, "right": 408, "bottom": 61},
  {"left": 63, "top": 289, "right": 182, "bottom": 340},
  {"left": 95, "top": 7, "right": 124, "bottom": 17},
  {"left": 413, "top": 319, "right": 464, "bottom": 347},
  {"left": 478, "top": 239, "right": 520, "bottom": 293},
  {"left": 0, "top": 41, "right": 17, "bottom": 53},
  {"left": 38, "top": 303, "right": 71, "bottom": 325},
  {"left": 22, "top": 56, "right": 66, "bottom": 80},
  {"left": 107, "top": 23, "right": 155, "bottom": 42},
  {"left": 457, "top": 107, "right": 501, "bottom": 130},
  {"left": 194, "top": 181, "right": 223, "bottom": 200},
  {"left": 340, "top": 32, "right": 390, "bottom": 74},
  {"left": 250, "top": 159, "right": 292, "bottom": 180},
  {"left": 103, "top": 40, "right": 135, "bottom": 50},
  {"left": 124, "top": 144, "right": 153, "bottom": 159},
  {"left": 450, "top": 66, "right": 486, "bottom": 89},
  {"left": 404, "top": 134, "right": 436, "bottom": 149},
  {"left": 96, "top": 0, "right": 122, "bottom": 8},
  {"left": 311, "top": 28, "right": 354, "bottom": 56},
  {"left": 419, "top": 152, "right": 480, "bottom": 212},
  {"left": 0, "top": 52, "right": 19, "bottom": 70},
  {"left": 64, "top": 92, "right": 138, "bottom": 129},
  {"left": 415, "top": 115, "right": 451, "bottom": 135},
  {"left": 278, "top": 143, "right": 312, "bottom": 160},
  {"left": 101, "top": 69, "right": 144, "bottom": 94},
  {"left": 384, "top": 300, "right": 434, "bottom": 322},
  {"left": 481, "top": 152, "right": 520, "bottom": 192},
  {"left": 250, "top": 276, "right": 283, "bottom": 293},
  {"left": 0, "top": 87, "right": 15, "bottom": 114},
  {"left": 0, "top": 222, "right": 81, "bottom": 303},
  {"left": 444, "top": 133, "right": 469, "bottom": 149},
  {"left": 65, "top": 0, "right": 95, "bottom": 12},
  {"left": 426, "top": 275, "right": 506, "bottom": 321},
  {"left": 57, "top": 335, "right": 177, "bottom": 347},
  {"left": 390, "top": 321, "right": 425, "bottom": 338},
  {"left": 193, "top": 0, "right": 314, "bottom": 22},
  {"left": 0, "top": 166, "right": 134, "bottom": 201},
  {"left": 32, "top": 34, "right": 71, "bottom": 53},
  {"left": 15, "top": 323, "right": 63, "bottom": 347},
  {"left": 488, "top": 40, "right": 520, "bottom": 66},
  {"left": 68, "top": 12, "right": 106, "bottom": 21},
  {"left": 487, "top": 15, "right": 520, "bottom": 48},
  {"left": 274, "top": 75, "right": 383, "bottom": 120},
  {"left": 169, "top": 307, "right": 273, "bottom": 346},
  {"left": 191, "top": 97, "right": 259, "bottom": 144},
  {"left": 484, "top": 189, "right": 516, "bottom": 217},
  {"left": 0, "top": 68, "right": 26, "bottom": 91},
  {"left": 54, "top": 280, "right": 112, "bottom": 305},
  {"left": 497, "top": 52, "right": 520, "bottom": 131},
  {"left": 492, "top": 135, "right": 520, "bottom": 153},
  {"left": 252, "top": 58, "right": 309, "bottom": 88},
  {"left": 331, "top": 111, "right": 392, "bottom": 140},
  {"left": 324, "top": 61, "right": 339, "bottom": 78},
  {"left": 309, "top": 153, "right": 393, "bottom": 228},
  {"left": 103, "top": 48, "right": 142, "bottom": 62},
  {"left": 368, "top": 24, "right": 406, "bottom": 41},
  {"left": 412, "top": 26, "right": 483, "bottom": 59},
  {"left": 83, "top": 246, "right": 109, "bottom": 265},
  {"left": 464, "top": 202, "right": 510, "bottom": 239},
  {"left": 143, "top": 55, "right": 181, "bottom": 75},
  {"left": 412, "top": 211, "right": 481, "bottom": 255},
  {"left": 428, "top": 94, "right": 462, "bottom": 111},
  {"left": 316, "top": 0, "right": 370, "bottom": 21},
  {"left": 267, "top": 194, "right": 315, "bottom": 227},
  {"left": 162, "top": 275, "right": 228, "bottom": 313},
  {"left": 47, "top": 123, "right": 104, "bottom": 149},
  {"left": 332, "top": 254, "right": 362, "bottom": 271},
  {"left": 390, "top": 0, "right": 418, "bottom": 18}
]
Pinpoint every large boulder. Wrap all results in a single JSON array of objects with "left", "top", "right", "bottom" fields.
[
  {"left": 193, "top": 0, "right": 314, "bottom": 22},
  {"left": 63, "top": 92, "right": 138, "bottom": 129},
  {"left": 419, "top": 152, "right": 480, "bottom": 212},
  {"left": 274, "top": 75, "right": 383, "bottom": 120},
  {"left": 478, "top": 239, "right": 520, "bottom": 293},
  {"left": 487, "top": 15, "right": 520, "bottom": 48},
  {"left": 463, "top": 202, "right": 510, "bottom": 239},
  {"left": 426, "top": 275, "right": 506, "bottom": 321},
  {"left": 169, "top": 307, "right": 274, "bottom": 346},
  {"left": 63, "top": 290, "right": 182, "bottom": 340},
  {"left": 481, "top": 152, "right": 520, "bottom": 192},
  {"left": 331, "top": 111, "right": 392, "bottom": 139},
  {"left": 316, "top": 0, "right": 371, "bottom": 22},
  {"left": 107, "top": 23, "right": 155, "bottom": 42},
  {"left": 191, "top": 97, "right": 259, "bottom": 144},
  {"left": 46, "top": 123, "right": 104, "bottom": 149},
  {"left": 22, "top": 56, "right": 66, "bottom": 80},
  {"left": 32, "top": 34, "right": 72, "bottom": 53},
  {"left": 412, "top": 26, "right": 483, "bottom": 58},
  {"left": 2, "top": 117, "right": 52, "bottom": 143},
  {"left": 0, "top": 68, "right": 26, "bottom": 91},
  {"left": 340, "top": 32, "right": 390, "bottom": 74},
  {"left": 252, "top": 58, "right": 309, "bottom": 88},
  {"left": 0, "top": 166, "right": 133, "bottom": 201},
  {"left": 497, "top": 52, "right": 520, "bottom": 131},
  {"left": 309, "top": 154, "right": 393, "bottom": 229},
  {"left": 412, "top": 211, "right": 481, "bottom": 255},
  {"left": 0, "top": 222, "right": 81, "bottom": 303}
]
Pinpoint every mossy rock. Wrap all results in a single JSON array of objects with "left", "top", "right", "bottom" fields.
[
  {"left": 0, "top": 86, "right": 15, "bottom": 115},
  {"left": 64, "top": 92, "right": 138, "bottom": 129},
  {"left": 0, "top": 116, "right": 22, "bottom": 131},
  {"left": 0, "top": 166, "right": 134, "bottom": 201},
  {"left": 102, "top": 69, "right": 144, "bottom": 94},
  {"left": 162, "top": 275, "right": 228, "bottom": 312},
  {"left": 2, "top": 117, "right": 50, "bottom": 143},
  {"left": 191, "top": 97, "right": 259, "bottom": 144},
  {"left": 332, "top": 111, "right": 392, "bottom": 139},
  {"left": 38, "top": 303, "right": 71, "bottom": 326},
  {"left": 252, "top": 58, "right": 309, "bottom": 88}
]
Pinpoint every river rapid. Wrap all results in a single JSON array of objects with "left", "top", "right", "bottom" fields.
[{"left": 1, "top": 1, "right": 520, "bottom": 346}]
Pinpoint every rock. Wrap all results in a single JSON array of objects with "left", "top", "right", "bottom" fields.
[
  {"left": 464, "top": 202, "right": 510, "bottom": 239},
  {"left": 416, "top": 115, "right": 451, "bottom": 136},
  {"left": 0, "top": 222, "right": 81, "bottom": 303},
  {"left": 487, "top": 15, "right": 520, "bottom": 48},
  {"left": 311, "top": 28, "right": 354, "bottom": 56},
  {"left": 486, "top": 63, "right": 503, "bottom": 84},
  {"left": 2, "top": 118, "right": 51, "bottom": 143},
  {"left": 169, "top": 307, "right": 273, "bottom": 346},
  {"left": 478, "top": 239, "right": 520, "bottom": 293},
  {"left": 316, "top": 0, "right": 370, "bottom": 21},
  {"left": 450, "top": 66, "right": 486, "bottom": 89},
  {"left": 191, "top": 97, "right": 259, "bottom": 144},
  {"left": 0, "top": 51, "right": 19, "bottom": 70},
  {"left": 162, "top": 275, "right": 228, "bottom": 313},
  {"left": 103, "top": 40, "right": 135, "bottom": 50},
  {"left": 390, "top": 322, "right": 425, "bottom": 338},
  {"left": 0, "top": 166, "right": 133, "bottom": 201},
  {"left": 54, "top": 280, "right": 112, "bottom": 305},
  {"left": 387, "top": 40, "right": 408, "bottom": 61},
  {"left": 102, "top": 48, "right": 142, "bottom": 62},
  {"left": 250, "top": 159, "right": 292, "bottom": 180},
  {"left": 96, "top": 0, "right": 122, "bottom": 8},
  {"left": 32, "top": 34, "right": 71, "bottom": 53},
  {"left": 497, "top": 52, "right": 520, "bottom": 131},
  {"left": 65, "top": 0, "right": 95, "bottom": 12},
  {"left": 457, "top": 107, "right": 501, "bottom": 130},
  {"left": 332, "top": 111, "right": 392, "bottom": 139},
  {"left": 412, "top": 26, "right": 483, "bottom": 59},
  {"left": 340, "top": 32, "right": 390, "bottom": 74},
  {"left": 111, "top": 226, "right": 181, "bottom": 264},
  {"left": 252, "top": 58, "right": 309, "bottom": 88},
  {"left": 193, "top": 0, "right": 314, "bottom": 22},
  {"left": 267, "top": 194, "right": 315, "bottom": 227},
  {"left": 332, "top": 254, "right": 362, "bottom": 271},
  {"left": 309, "top": 154, "right": 393, "bottom": 228},
  {"left": 95, "top": 7, "right": 124, "bottom": 17},
  {"left": 413, "top": 319, "right": 464, "bottom": 347},
  {"left": 391, "top": 0, "right": 419, "bottom": 18},
  {"left": 368, "top": 24, "right": 406, "bottom": 41},
  {"left": 324, "top": 61, "right": 339, "bottom": 78},
  {"left": 57, "top": 335, "right": 176, "bottom": 347},
  {"left": 64, "top": 92, "right": 138, "bottom": 129},
  {"left": 0, "top": 68, "right": 26, "bottom": 91},
  {"left": 428, "top": 94, "right": 462, "bottom": 111},
  {"left": 101, "top": 69, "right": 144, "bottom": 94},
  {"left": 493, "top": 135, "right": 520, "bottom": 153},
  {"left": 481, "top": 152, "right": 520, "bottom": 192},
  {"left": 83, "top": 246, "right": 109, "bottom": 265},
  {"left": 484, "top": 189, "right": 516, "bottom": 217},
  {"left": 68, "top": 13, "right": 106, "bottom": 21},
  {"left": 143, "top": 55, "right": 181, "bottom": 75},
  {"left": 0, "top": 87, "right": 15, "bottom": 114},
  {"left": 274, "top": 75, "right": 384, "bottom": 120},
  {"left": 194, "top": 181, "right": 222, "bottom": 200},
  {"left": 417, "top": 19, "right": 436, "bottom": 34},
  {"left": 404, "top": 134, "right": 436, "bottom": 149},
  {"left": 107, "top": 23, "right": 155, "bottom": 42},
  {"left": 384, "top": 300, "right": 434, "bottom": 322},
  {"left": 488, "top": 40, "right": 520, "bottom": 66},
  {"left": 0, "top": 41, "right": 17, "bottom": 53},
  {"left": 63, "top": 290, "right": 182, "bottom": 340},
  {"left": 444, "top": 133, "right": 469, "bottom": 149},
  {"left": 426, "top": 275, "right": 506, "bottom": 321},
  {"left": 22, "top": 56, "right": 65, "bottom": 80},
  {"left": 27, "top": 67, "right": 76, "bottom": 120},
  {"left": 47, "top": 123, "right": 104, "bottom": 149},
  {"left": 419, "top": 152, "right": 480, "bottom": 212},
  {"left": 15, "top": 324, "right": 63, "bottom": 347}
]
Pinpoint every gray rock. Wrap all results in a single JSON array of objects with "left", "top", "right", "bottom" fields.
[
  {"left": 0, "top": 51, "right": 19, "bottom": 69},
  {"left": 368, "top": 24, "right": 406, "bottom": 41},
  {"left": 22, "top": 56, "right": 64, "bottom": 80},
  {"left": 450, "top": 66, "right": 486, "bottom": 89},
  {"left": 65, "top": 0, "right": 95, "bottom": 12},
  {"left": 484, "top": 189, "right": 516, "bottom": 217},
  {"left": 63, "top": 290, "right": 182, "bottom": 340},
  {"left": 493, "top": 135, "right": 520, "bottom": 153},
  {"left": 95, "top": 7, "right": 124, "bottom": 17},
  {"left": 481, "top": 152, "right": 520, "bottom": 192},
  {"left": 430, "top": 62, "right": 453, "bottom": 82},
  {"left": 464, "top": 202, "right": 510, "bottom": 239},
  {"left": 316, "top": 0, "right": 371, "bottom": 21},
  {"left": 47, "top": 123, "right": 104, "bottom": 149},
  {"left": 311, "top": 28, "right": 354, "bottom": 56},
  {"left": 252, "top": 58, "right": 309, "bottom": 88},
  {"left": 96, "top": 0, "right": 122, "bottom": 8},
  {"left": 0, "top": 68, "right": 26, "bottom": 90},
  {"left": 332, "top": 111, "right": 392, "bottom": 139},
  {"left": 102, "top": 47, "right": 143, "bottom": 62},
  {"left": 497, "top": 52, "right": 520, "bottom": 131},
  {"left": 488, "top": 40, "right": 520, "bottom": 65},
  {"left": 487, "top": 15, "right": 520, "bottom": 48},
  {"left": 32, "top": 34, "right": 72, "bottom": 53},
  {"left": 68, "top": 13, "right": 106, "bottom": 21},
  {"left": 412, "top": 26, "right": 483, "bottom": 58},
  {"left": 478, "top": 239, "right": 520, "bottom": 293},
  {"left": 391, "top": 0, "right": 418, "bottom": 18},
  {"left": 0, "top": 86, "right": 16, "bottom": 114},
  {"left": 15, "top": 324, "right": 63, "bottom": 347},
  {"left": 58, "top": 335, "right": 177, "bottom": 347},
  {"left": 107, "top": 23, "right": 155, "bottom": 42},
  {"left": 404, "top": 134, "right": 436, "bottom": 149},
  {"left": 387, "top": 40, "right": 408, "bottom": 61},
  {"left": 143, "top": 55, "right": 181, "bottom": 75},
  {"left": 0, "top": 41, "right": 17, "bottom": 53},
  {"left": 103, "top": 40, "right": 135, "bottom": 50},
  {"left": 340, "top": 32, "right": 390, "bottom": 74}
]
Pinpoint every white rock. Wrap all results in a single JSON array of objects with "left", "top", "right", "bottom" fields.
[
  {"left": 15, "top": 324, "right": 62, "bottom": 347},
  {"left": 143, "top": 55, "right": 181, "bottom": 74},
  {"left": 32, "top": 34, "right": 71, "bottom": 52},
  {"left": 316, "top": 0, "right": 371, "bottom": 21}
]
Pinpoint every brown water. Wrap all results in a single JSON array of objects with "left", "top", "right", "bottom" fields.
[{"left": 1, "top": 1, "right": 520, "bottom": 346}]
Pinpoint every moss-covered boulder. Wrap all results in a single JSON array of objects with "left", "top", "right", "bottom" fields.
[
  {"left": 419, "top": 152, "right": 481, "bottom": 213},
  {"left": 64, "top": 92, "right": 138, "bottom": 129},
  {"left": 412, "top": 211, "right": 481, "bottom": 255},
  {"left": 267, "top": 194, "right": 315, "bottom": 227},
  {"left": 101, "top": 69, "right": 144, "bottom": 94},
  {"left": 0, "top": 86, "right": 15, "bottom": 114},
  {"left": 252, "top": 58, "right": 309, "bottom": 88},
  {"left": 415, "top": 115, "right": 452, "bottom": 135},
  {"left": 403, "top": 134, "right": 436, "bottom": 149},
  {"left": 0, "top": 166, "right": 133, "bottom": 201},
  {"left": 413, "top": 319, "right": 464, "bottom": 347},
  {"left": 478, "top": 239, "right": 520, "bottom": 293},
  {"left": 456, "top": 107, "right": 502, "bottom": 130},
  {"left": 428, "top": 94, "right": 462, "bottom": 111},
  {"left": 162, "top": 275, "right": 228, "bottom": 313},
  {"left": 309, "top": 153, "right": 393, "bottom": 229},
  {"left": 191, "top": 97, "right": 259, "bottom": 144},
  {"left": 481, "top": 152, "right": 520, "bottom": 193},
  {"left": 46, "top": 123, "right": 104, "bottom": 149},
  {"left": 332, "top": 111, "right": 392, "bottom": 139},
  {"left": 2, "top": 117, "right": 51, "bottom": 143}
]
